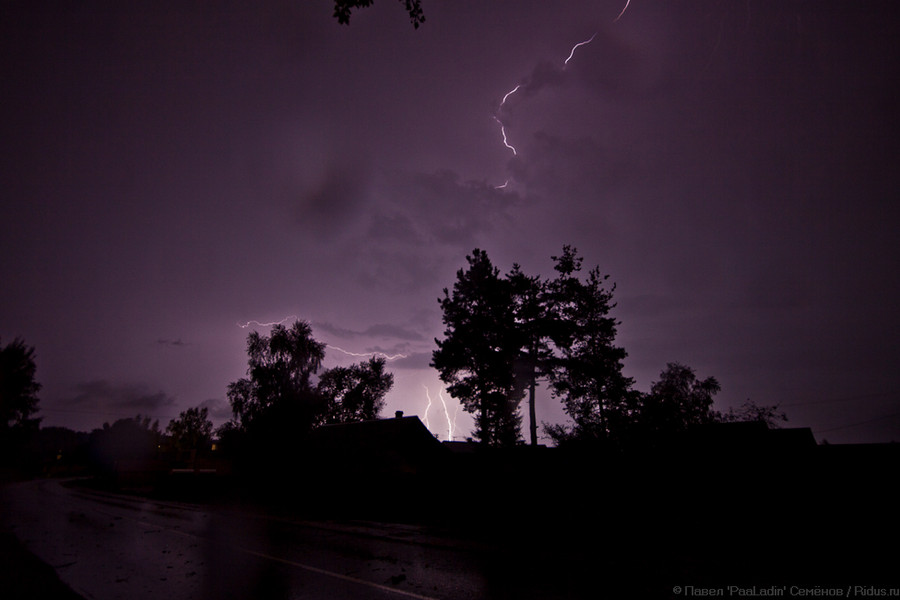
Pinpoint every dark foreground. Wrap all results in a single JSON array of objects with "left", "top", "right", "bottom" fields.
[
  {"left": 2, "top": 439, "right": 898, "bottom": 599},
  {"left": 0, "top": 526, "right": 83, "bottom": 600}
]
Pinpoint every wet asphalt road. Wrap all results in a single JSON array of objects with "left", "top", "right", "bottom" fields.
[{"left": 1, "top": 479, "right": 528, "bottom": 600}]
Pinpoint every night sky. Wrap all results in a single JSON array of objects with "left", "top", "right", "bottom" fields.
[{"left": 3, "top": 0, "right": 898, "bottom": 444}]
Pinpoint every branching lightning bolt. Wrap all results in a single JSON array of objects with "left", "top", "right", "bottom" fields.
[
  {"left": 423, "top": 385, "right": 458, "bottom": 441},
  {"left": 489, "top": 4, "right": 631, "bottom": 175},
  {"left": 327, "top": 345, "right": 408, "bottom": 361},
  {"left": 492, "top": 34, "right": 599, "bottom": 164},
  {"left": 237, "top": 317, "right": 406, "bottom": 361},
  {"left": 237, "top": 315, "right": 299, "bottom": 329}
]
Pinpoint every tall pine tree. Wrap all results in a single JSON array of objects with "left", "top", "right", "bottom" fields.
[
  {"left": 432, "top": 250, "right": 525, "bottom": 446},
  {"left": 544, "top": 246, "right": 638, "bottom": 447}
]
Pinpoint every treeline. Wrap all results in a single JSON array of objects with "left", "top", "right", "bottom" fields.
[
  {"left": 432, "top": 246, "right": 785, "bottom": 450},
  {"left": 0, "top": 324, "right": 393, "bottom": 480},
  {"left": 0, "top": 412, "right": 197, "bottom": 480},
  {"left": 1, "top": 337, "right": 44, "bottom": 477},
  {"left": 2, "top": 246, "right": 786, "bottom": 478},
  {"left": 85, "top": 323, "right": 396, "bottom": 478}
]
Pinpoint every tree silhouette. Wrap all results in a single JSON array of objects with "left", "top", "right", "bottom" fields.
[
  {"left": 225, "top": 319, "right": 399, "bottom": 468},
  {"left": 316, "top": 356, "right": 394, "bottom": 425},
  {"left": 433, "top": 247, "right": 794, "bottom": 451},
  {"left": 432, "top": 249, "right": 525, "bottom": 446},
  {"left": 0, "top": 337, "right": 42, "bottom": 434},
  {"left": 332, "top": 0, "right": 425, "bottom": 28},
  {"left": 507, "top": 264, "right": 555, "bottom": 446},
  {"left": 227, "top": 320, "right": 326, "bottom": 433},
  {"left": 166, "top": 406, "right": 214, "bottom": 453},
  {"left": 434, "top": 247, "right": 640, "bottom": 447},
  {"left": 544, "top": 247, "right": 637, "bottom": 448},
  {"left": 717, "top": 399, "right": 788, "bottom": 428},
  {"left": 639, "top": 362, "right": 721, "bottom": 435}
]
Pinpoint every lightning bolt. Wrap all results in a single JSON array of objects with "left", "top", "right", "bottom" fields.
[
  {"left": 489, "top": 4, "right": 631, "bottom": 176},
  {"left": 436, "top": 388, "right": 456, "bottom": 442},
  {"left": 326, "top": 345, "right": 408, "bottom": 361},
  {"left": 493, "top": 116, "right": 517, "bottom": 156},
  {"left": 423, "top": 385, "right": 459, "bottom": 441},
  {"left": 564, "top": 32, "right": 597, "bottom": 67},
  {"left": 493, "top": 84, "right": 522, "bottom": 158},
  {"left": 422, "top": 385, "right": 434, "bottom": 434},
  {"left": 237, "top": 315, "right": 299, "bottom": 328},
  {"left": 492, "top": 33, "right": 599, "bottom": 165},
  {"left": 500, "top": 84, "right": 521, "bottom": 107},
  {"left": 237, "top": 317, "right": 407, "bottom": 361},
  {"left": 614, "top": 0, "right": 631, "bottom": 23}
]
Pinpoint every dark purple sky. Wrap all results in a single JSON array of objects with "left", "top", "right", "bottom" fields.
[{"left": 3, "top": 0, "right": 898, "bottom": 443}]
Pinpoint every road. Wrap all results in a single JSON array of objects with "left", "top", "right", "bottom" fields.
[{"left": 1, "top": 479, "right": 582, "bottom": 600}]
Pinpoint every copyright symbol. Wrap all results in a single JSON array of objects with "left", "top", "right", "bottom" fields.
[{"left": 673, "top": 586, "right": 682, "bottom": 595}]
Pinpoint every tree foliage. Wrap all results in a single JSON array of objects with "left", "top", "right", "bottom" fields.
[
  {"left": 507, "top": 264, "right": 555, "bottom": 446},
  {"left": 227, "top": 320, "right": 327, "bottom": 434},
  {"left": 716, "top": 399, "right": 788, "bottom": 428},
  {"left": 0, "top": 337, "right": 42, "bottom": 434},
  {"left": 432, "top": 249, "right": 525, "bottom": 446},
  {"left": 639, "top": 362, "right": 721, "bottom": 435},
  {"left": 433, "top": 247, "right": 640, "bottom": 447},
  {"left": 166, "top": 406, "right": 214, "bottom": 452},
  {"left": 544, "top": 247, "right": 637, "bottom": 447},
  {"left": 332, "top": 0, "right": 425, "bottom": 28},
  {"left": 225, "top": 319, "right": 395, "bottom": 458},
  {"left": 434, "top": 247, "right": 781, "bottom": 450},
  {"left": 432, "top": 246, "right": 642, "bottom": 448},
  {"left": 316, "top": 356, "right": 394, "bottom": 425}
]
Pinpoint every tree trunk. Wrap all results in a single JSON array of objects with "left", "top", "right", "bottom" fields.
[
  {"left": 528, "top": 343, "right": 539, "bottom": 446},
  {"left": 528, "top": 380, "right": 537, "bottom": 446}
]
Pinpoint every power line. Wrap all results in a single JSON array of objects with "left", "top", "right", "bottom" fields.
[
  {"left": 781, "top": 391, "right": 899, "bottom": 408},
  {"left": 813, "top": 410, "right": 900, "bottom": 434}
]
